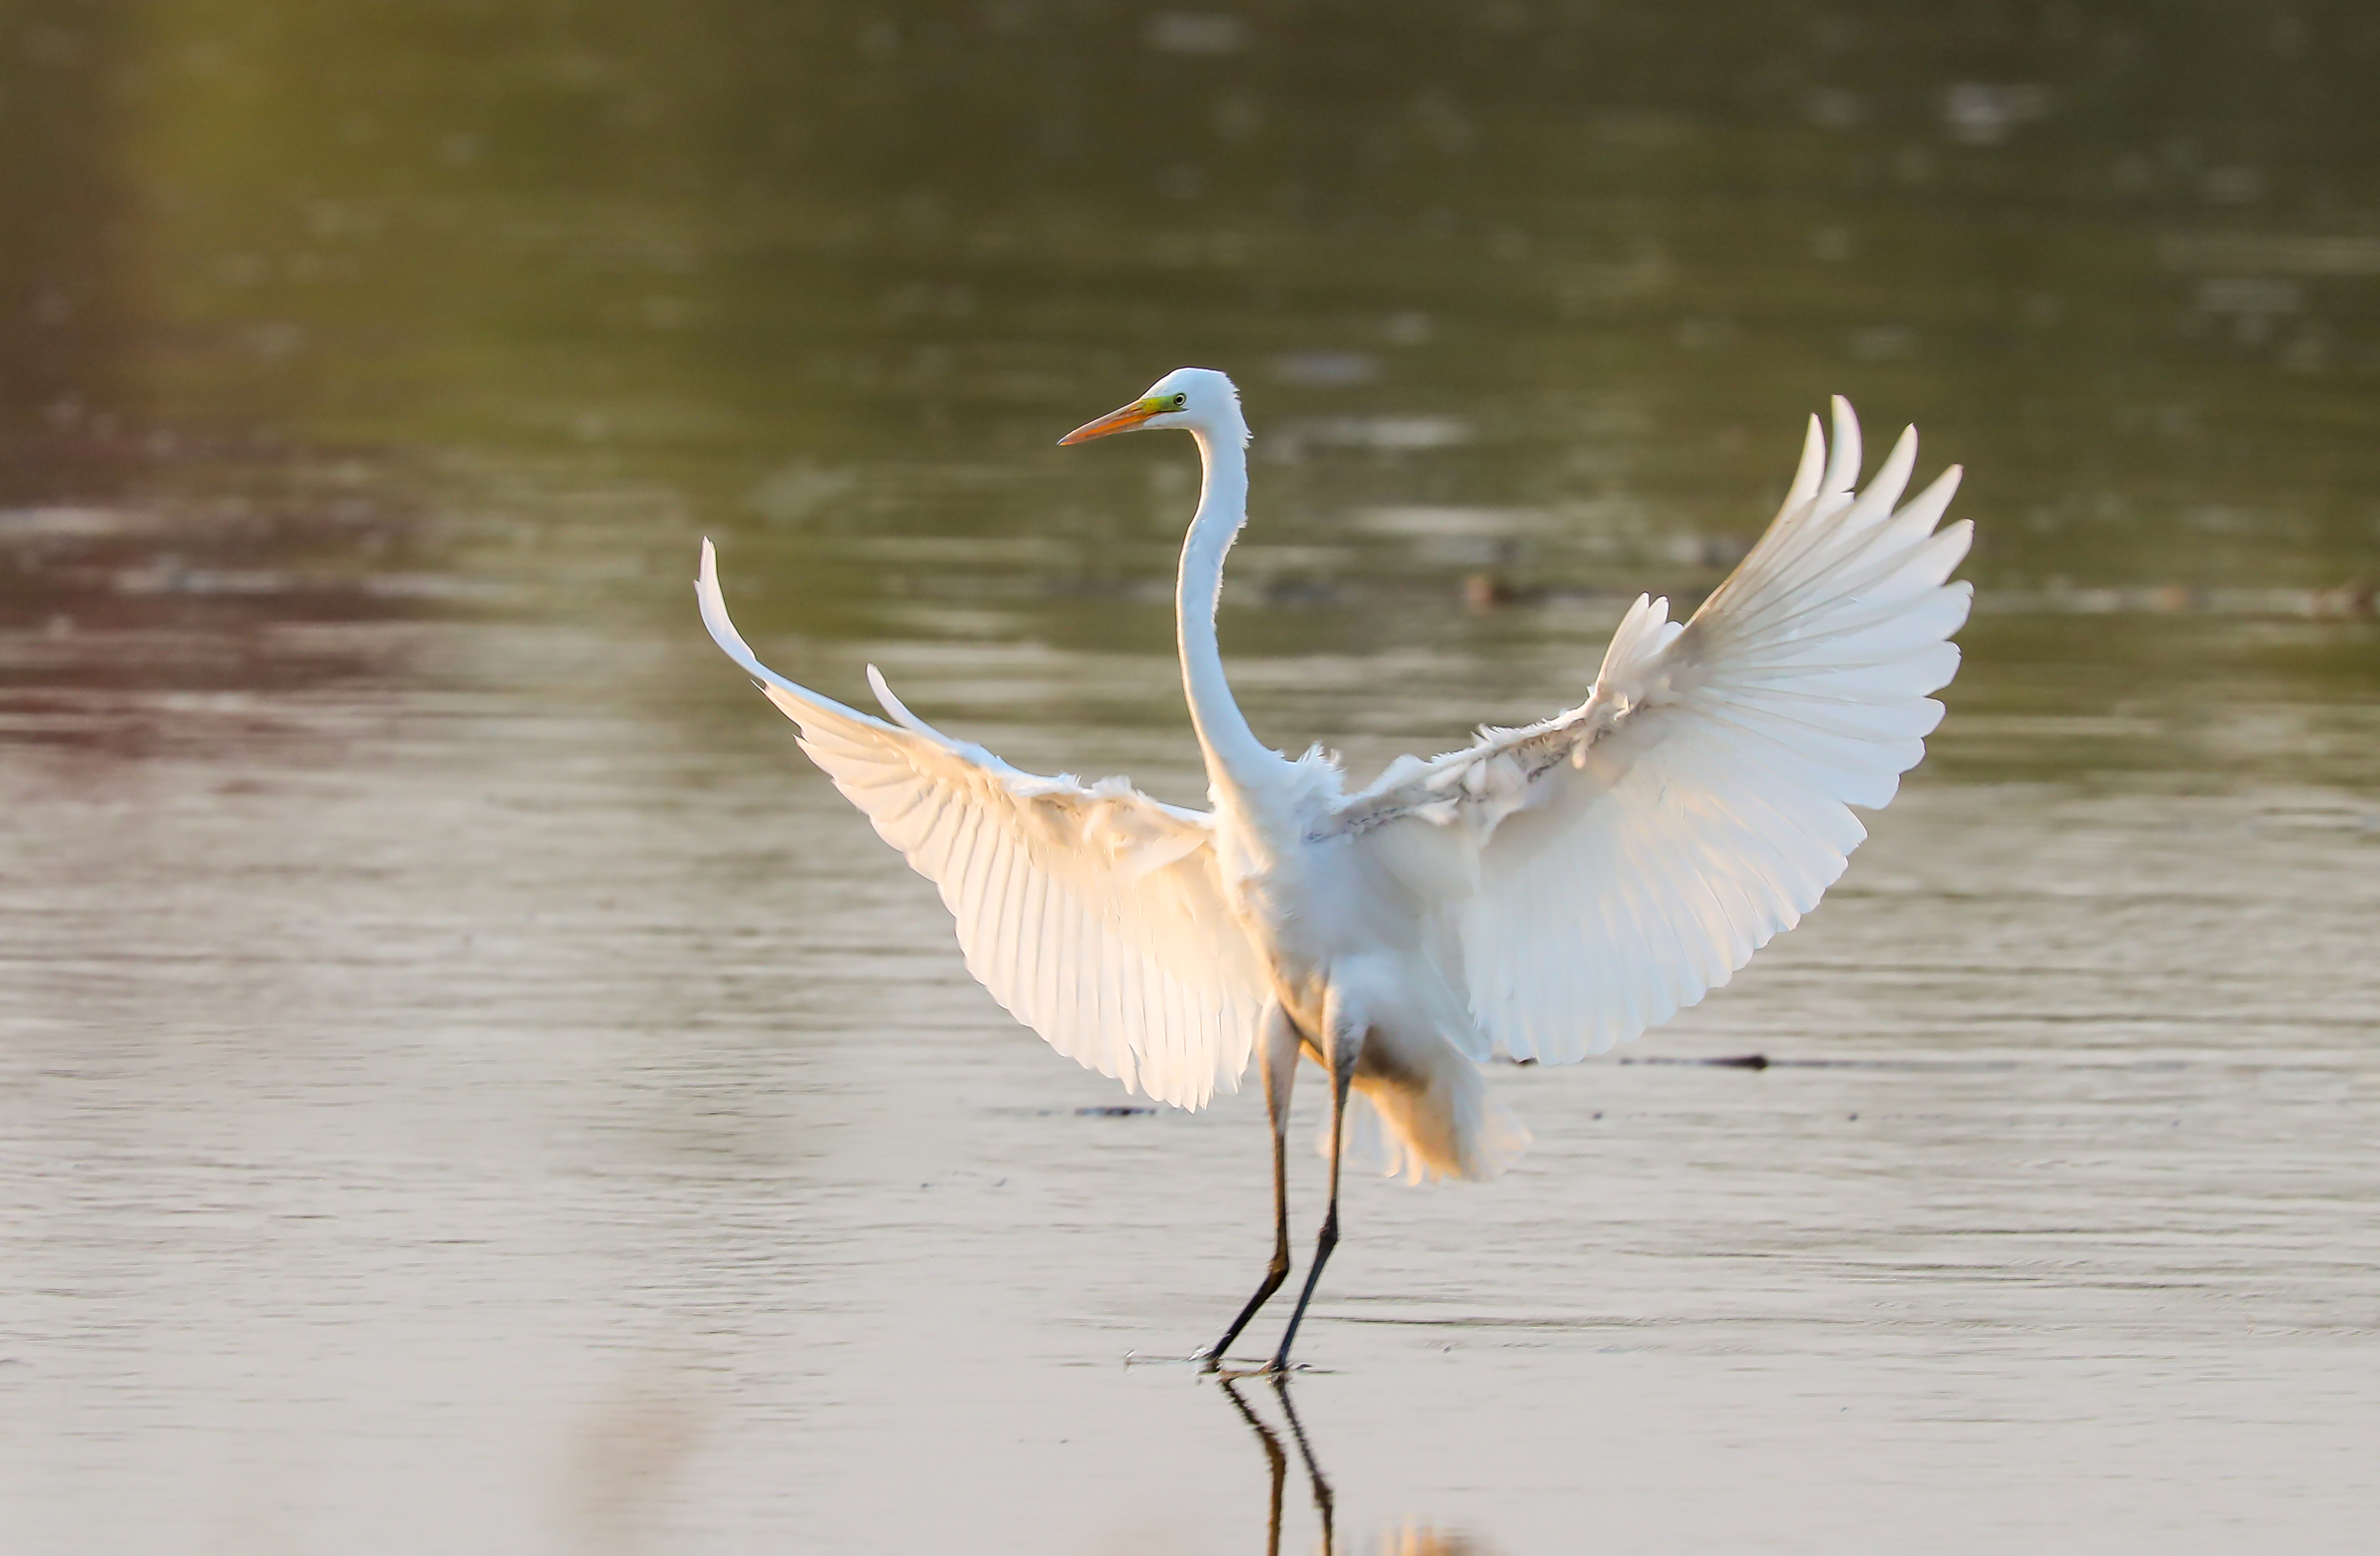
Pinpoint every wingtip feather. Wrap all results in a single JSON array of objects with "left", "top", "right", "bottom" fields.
[
  {"left": 1823, "top": 397, "right": 1862, "bottom": 495},
  {"left": 866, "top": 663, "right": 938, "bottom": 736},
  {"left": 1784, "top": 414, "right": 1827, "bottom": 512},
  {"left": 696, "top": 537, "right": 761, "bottom": 670}
]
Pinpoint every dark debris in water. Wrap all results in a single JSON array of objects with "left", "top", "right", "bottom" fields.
[{"left": 1075, "top": 1105, "right": 1157, "bottom": 1117}]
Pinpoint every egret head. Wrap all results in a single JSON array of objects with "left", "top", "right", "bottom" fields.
[{"left": 1060, "top": 367, "right": 1247, "bottom": 447}]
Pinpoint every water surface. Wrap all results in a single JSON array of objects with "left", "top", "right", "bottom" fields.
[{"left": 2, "top": 3, "right": 2377, "bottom": 1551}]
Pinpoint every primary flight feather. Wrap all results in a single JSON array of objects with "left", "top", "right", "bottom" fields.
[{"left": 698, "top": 368, "right": 1970, "bottom": 1370}]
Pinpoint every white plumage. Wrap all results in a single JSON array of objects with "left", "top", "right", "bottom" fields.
[
  {"left": 1337, "top": 401, "right": 1971, "bottom": 1067},
  {"left": 698, "top": 564, "right": 1272, "bottom": 1110},
  {"left": 698, "top": 372, "right": 1969, "bottom": 1370}
]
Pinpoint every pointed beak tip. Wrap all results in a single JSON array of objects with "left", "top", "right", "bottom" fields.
[{"left": 1059, "top": 402, "right": 1157, "bottom": 447}]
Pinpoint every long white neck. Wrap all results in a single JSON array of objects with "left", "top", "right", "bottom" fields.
[{"left": 1178, "top": 426, "right": 1279, "bottom": 805}]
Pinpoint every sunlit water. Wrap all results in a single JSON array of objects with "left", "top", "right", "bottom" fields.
[
  {"left": 2, "top": 603, "right": 2373, "bottom": 1554},
  {"left": 4, "top": 1, "right": 2380, "bottom": 1551}
]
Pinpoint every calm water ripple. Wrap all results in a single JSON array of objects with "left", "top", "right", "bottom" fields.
[{"left": 0, "top": 613, "right": 2373, "bottom": 1553}]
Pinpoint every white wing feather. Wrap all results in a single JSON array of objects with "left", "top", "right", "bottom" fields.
[
  {"left": 697, "top": 541, "right": 1271, "bottom": 1108},
  {"left": 1331, "top": 398, "right": 1972, "bottom": 1064}
]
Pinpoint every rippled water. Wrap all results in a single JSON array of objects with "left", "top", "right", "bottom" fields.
[
  {"left": 4, "top": 2, "right": 2378, "bottom": 1552},
  {"left": 4, "top": 604, "right": 2374, "bottom": 1553}
]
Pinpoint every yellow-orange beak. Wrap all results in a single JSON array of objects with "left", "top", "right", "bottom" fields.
[{"left": 1058, "top": 397, "right": 1165, "bottom": 445}]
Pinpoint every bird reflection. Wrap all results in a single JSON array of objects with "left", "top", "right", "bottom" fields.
[
  {"left": 1217, "top": 1374, "right": 1334, "bottom": 1556},
  {"left": 1214, "top": 1377, "right": 1498, "bottom": 1555}
]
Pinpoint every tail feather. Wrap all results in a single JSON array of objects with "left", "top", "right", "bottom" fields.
[{"left": 1328, "top": 1065, "right": 1530, "bottom": 1185}]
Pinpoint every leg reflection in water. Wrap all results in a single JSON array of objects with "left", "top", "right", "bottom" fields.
[
  {"left": 1217, "top": 1374, "right": 1335, "bottom": 1556},
  {"left": 1213, "top": 1378, "right": 1500, "bottom": 1556}
]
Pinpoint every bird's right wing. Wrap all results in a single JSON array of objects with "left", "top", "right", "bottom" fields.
[
  {"left": 1326, "top": 401, "right": 1971, "bottom": 1063},
  {"left": 699, "top": 541, "right": 1272, "bottom": 1109}
]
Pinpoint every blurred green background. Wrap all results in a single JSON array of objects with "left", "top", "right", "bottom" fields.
[{"left": 2, "top": 0, "right": 2375, "bottom": 754}]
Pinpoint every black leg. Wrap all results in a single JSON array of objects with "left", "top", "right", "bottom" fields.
[
  {"left": 1203, "top": 1121, "right": 1290, "bottom": 1366},
  {"left": 1204, "top": 1006, "right": 1299, "bottom": 1369},
  {"left": 1270, "top": 1057, "right": 1350, "bottom": 1371},
  {"left": 1217, "top": 1379, "right": 1287, "bottom": 1556},
  {"left": 1273, "top": 1375, "right": 1336, "bottom": 1553}
]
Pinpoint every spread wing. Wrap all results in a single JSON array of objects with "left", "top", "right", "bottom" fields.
[
  {"left": 1327, "top": 398, "right": 1972, "bottom": 1063},
  {"left": 698, "top": 541, "right": 1271, "bottom": 1108}
]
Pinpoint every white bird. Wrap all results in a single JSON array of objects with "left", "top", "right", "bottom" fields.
[{"left": 696, "top": 368, "right": 1970, "bottom": 1371}]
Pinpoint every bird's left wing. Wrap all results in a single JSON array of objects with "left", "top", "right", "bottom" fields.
[
  {"left": 698, "top": 541, "right": 1271, "bottom": 1109},
  {"left": 1323, "top": 400, "right": 1971, "bottom": 1064}
]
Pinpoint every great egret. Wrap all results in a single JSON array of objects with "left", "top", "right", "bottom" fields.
[{"left": 696, "top": 368, "right": 1970, "bottom": 1371}]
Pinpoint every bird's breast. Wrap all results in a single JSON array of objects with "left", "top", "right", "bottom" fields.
[{"left": 1220, "top": 829, "right": 1404, "bottom": 1023}]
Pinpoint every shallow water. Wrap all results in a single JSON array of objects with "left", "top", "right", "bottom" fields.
[
  {"left": 4, "top": 3, "right": 2380, "bottom": 1552},
  {"left": 3, "top": 607, "right": 2374, "bottom": 1553}
]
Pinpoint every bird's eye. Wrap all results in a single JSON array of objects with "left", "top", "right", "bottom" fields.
[{"left": 1171, "top": 394, "right": 1187, "bottom": 408}]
